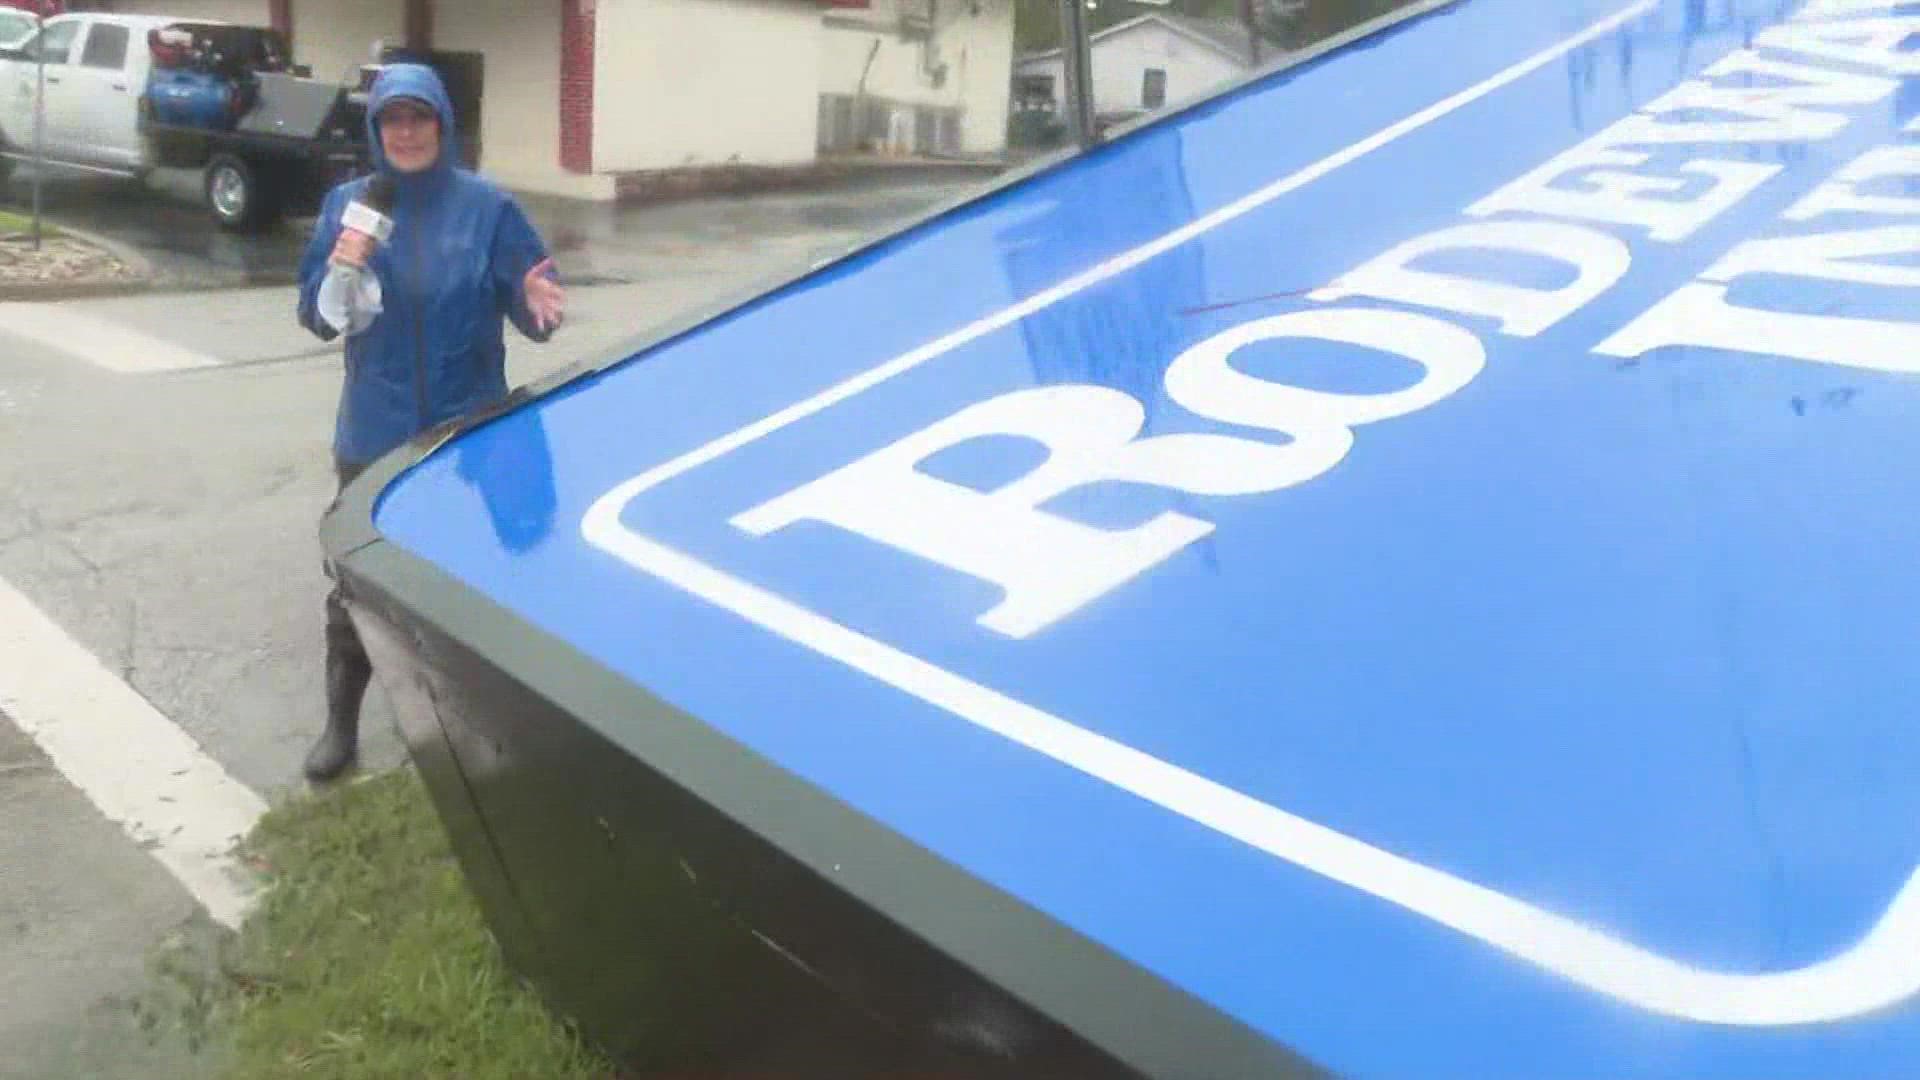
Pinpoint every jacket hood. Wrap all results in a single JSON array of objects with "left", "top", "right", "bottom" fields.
[{"left": 365, "top": 63, "right": 460, "bottom": 180}]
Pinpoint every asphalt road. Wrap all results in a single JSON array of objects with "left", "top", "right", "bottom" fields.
[{"left": 0, "top": 171, "right": 975, "bottom": 1077}]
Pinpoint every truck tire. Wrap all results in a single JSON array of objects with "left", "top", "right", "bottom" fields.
[{"left": 205, "top": 153, "right": 282, "bottom": 232}]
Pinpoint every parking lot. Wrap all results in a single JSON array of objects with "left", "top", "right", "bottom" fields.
[{"left": 2, "top": 162, "right": 990, "bottom": 292}]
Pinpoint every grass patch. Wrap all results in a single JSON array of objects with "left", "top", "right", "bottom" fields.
[
  {"left": 0, "top": 209, "right": 60, "bottom": 237},
  {"left": 147, "top": 767, "right": 619, "bottom": 1079}
]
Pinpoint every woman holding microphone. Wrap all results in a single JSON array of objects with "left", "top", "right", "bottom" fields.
[{"left": 295, "top": 62, "right": 566, "bottom": 782}]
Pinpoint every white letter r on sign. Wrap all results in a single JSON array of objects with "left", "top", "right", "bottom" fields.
[{"left": 732, "top": 384, "right": 1342, "bottom": 638}]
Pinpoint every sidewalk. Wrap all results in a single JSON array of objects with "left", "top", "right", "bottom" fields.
[{"left": 0, "top": 715, "right": 215, "bottom": 1080}]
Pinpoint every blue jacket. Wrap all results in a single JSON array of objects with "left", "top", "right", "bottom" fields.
[{"left": 297, "top": 63, "right": 554, "bottom": 467}]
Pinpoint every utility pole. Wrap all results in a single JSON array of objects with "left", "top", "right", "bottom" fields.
[
  {"left": 31, "top": 12, "right": 45, "bottom": 251},
  {"left": 1057, "top": 0, "right": 1095, "bottom": 147},
  {"left": 1241, "top": 0, "right": 1261, "bottom": 66}
]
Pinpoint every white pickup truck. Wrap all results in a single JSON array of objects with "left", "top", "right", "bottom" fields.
[
  {"left": 0, "top": 10, "right": 370, "bottom": 230},
  {"left": 0, "top": 8, "right": 35, "bottom": 52}
]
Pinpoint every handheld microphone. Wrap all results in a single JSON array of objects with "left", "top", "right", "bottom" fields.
[
  {"left": 319, "top": 173, "right": 397, "bottom": 336},
  {"left": 340, "top": 172, "right": 397, "bottom": 250}
]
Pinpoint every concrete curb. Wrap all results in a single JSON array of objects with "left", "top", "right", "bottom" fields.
[
  {"left": 55, "top": 221, "right": 155, "bottom": 280},
  {"left": 0, "top": 218, "right": 155, "bottom": 302},
  {"left": 0, "top": 278, "right": 149, "bottom": 302}
]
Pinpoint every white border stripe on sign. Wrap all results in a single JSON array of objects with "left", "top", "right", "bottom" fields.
[
  {"left": 584, "top": 0, "right": 1920, "bottom": 1027},
  {"left": 0, "top": 575, "right": 266, "bottom": 930},
  {"left": 0, "top": 303, "right": 219, "bottom": 373}
]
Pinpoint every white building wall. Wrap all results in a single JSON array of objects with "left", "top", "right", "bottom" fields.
[
  {"left": 96, "top": 0, "right": 269, "bottom": 24},
  {"left": 594, "top": 0, "right": 821, "bottom": 172},
  {"left": 288, "top": 0, "right": 402, "bottom": 85},
  {"left": 957, "top": 0, "right": 1015, "bottom": 152},
  {"left": 432, "top": 0, "right": 570, "bottom": 194},
  {"left": 1017, "top": 22, "right": 1243, "bottom": 117},
  {"left": 1090, "top": 24, "right": 1242, "bottom": 113},
  {"left": 821, "top": 0, "right": 1014, "bottom": 153}
]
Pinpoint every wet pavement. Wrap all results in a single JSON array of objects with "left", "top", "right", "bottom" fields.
[
  {"left": 2, "top": 164, "right": 993, "bottom": 294},
  {"left": 0, "top": 161, "right": 996, "bottom": 1077},
  {"left": 2, "top": 168, "right": 307, "bottom": 291}
]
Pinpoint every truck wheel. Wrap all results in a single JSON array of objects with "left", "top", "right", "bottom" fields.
[{"left": 206, "top": 153, "right": 281, "bottom": 232}]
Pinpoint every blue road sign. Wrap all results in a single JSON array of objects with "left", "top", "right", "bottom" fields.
[{"left": 368, "top": 0, "right": 1920, "bottom": 1074}]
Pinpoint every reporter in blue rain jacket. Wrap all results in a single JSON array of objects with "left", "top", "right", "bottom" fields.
[{"left": 295, "top": 63, "right": 566, "bottom": 782}]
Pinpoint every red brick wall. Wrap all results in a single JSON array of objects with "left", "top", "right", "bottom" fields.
[{"left": 560, "top": 0, "right": 595, "bottom": 174}]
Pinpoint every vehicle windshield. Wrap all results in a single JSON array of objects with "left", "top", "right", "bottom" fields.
[{"left": 0, "top": 10, "right": 35, "bottom": 48}]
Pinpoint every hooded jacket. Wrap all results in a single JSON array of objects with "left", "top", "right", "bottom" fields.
[{"left": 297, "top": 63, "right": 553, "bottom": 467}]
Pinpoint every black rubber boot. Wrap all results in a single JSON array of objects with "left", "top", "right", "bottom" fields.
[
  {"left": 310, "top": 461, "right": 374, "bottom": 784},
  {"left": 305, "top": 647, "right": 371, "bottom": 783}
]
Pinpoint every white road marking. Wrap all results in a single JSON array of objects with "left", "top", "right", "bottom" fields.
[
  {"left": 586, "top": 1, "right": 1920, "bottom": 1027},
  {"left": 0, "top": 575, "right": 267, "bottom": 930},
  {"left": 0, "top": 302, "right": 220, "bottom": 373}
]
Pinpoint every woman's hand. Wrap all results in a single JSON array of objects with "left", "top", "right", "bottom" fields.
[
  {"left": 330, "top": 230, "right": 374, "bottom": 269},
  {"left": 524, "top": 257, "right": 566, "bottom": 334}
]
